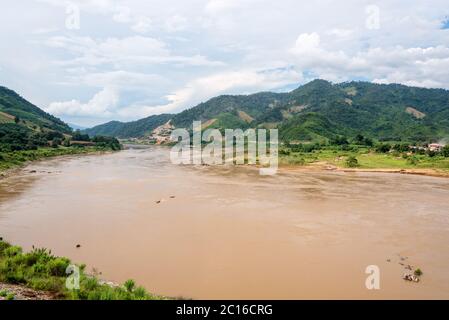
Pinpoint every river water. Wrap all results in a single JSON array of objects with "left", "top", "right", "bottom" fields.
[{"left": 1, "top": 146, "right": 449, "bottom": 299}]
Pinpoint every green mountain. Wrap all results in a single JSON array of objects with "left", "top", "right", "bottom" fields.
[
  {"left": 83, "top": 114, "right": 173, "bottom": 138},
  {"left": 85, "top": 80, "right": 449, "bottom": 142},
  {"left": 0, "top": 86, "right": 71, "bottom": 133},
  {"left": 0, "top": 86, "right": 74, "bottom": 151}
]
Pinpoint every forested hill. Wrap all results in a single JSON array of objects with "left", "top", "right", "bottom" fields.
[
  {"left": 0, "top": 86, "right": 72, "bottom": 133},
  {"left": 83, "top": 114, "right": 173, "bottom": 138},
  {"left": 0, "top": 86, "right": 74, "bottom": 151},
  {"left": 0, "top": 86, "right": 121, "bottom": 154},
  {"left": 89, "top": 80, "right": 449, "bottom": 142}
]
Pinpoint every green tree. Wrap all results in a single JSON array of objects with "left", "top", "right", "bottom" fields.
[
  {"left": 52, "top": 137, "right": 62, "bottom": 148},
  {"left": 14, "top": 116, "right": 20, "bottom": 124},
  {"left": 442, "top": 145, "right": 449, "bottom": 157},
  {"left": 346, "top": 156, "right": 359, "bottom": 168},
  {"left": 376, "top": 143, "right": 391, "bottom": 153}
]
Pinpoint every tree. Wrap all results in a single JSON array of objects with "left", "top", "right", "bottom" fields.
[
  {"left": 354, "top": 134, "right": 365, "bottom": 145},
  {"left": 14, "top": 116, "right": 20, "bottom": 124},
  {"left": 346, "top": 156, "right": 359, "bottom": 168},
  {"left": 331, "top": 135, "right": 349, "bottom": 146},
  {"left": 442, "top": 145, "right": 449, "bottom": 157},
  {"left": 72, "top": 130, "right": 90, "bottom": 141},
  {"left": 52, "top": 137, "right": 62, "bottom": 148},
  {"left": 376, "top": 143, "right": 391, "bottom": 153}
]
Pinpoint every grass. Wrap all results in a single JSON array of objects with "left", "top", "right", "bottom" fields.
[
  {"left": 0, "top": 289, "right": 15, "bottom": 300},
  {"left": 414, "top": 268, "right": 423, "bottom": 276},
  {"left": 279, "top": 146, "right": 449, "bottom": 172},
  {"left": 0, "top": 239, "right": 167, "bottom": 300},
  {"left": 0, "top": 146, "right": 115, "bottom": 173}
]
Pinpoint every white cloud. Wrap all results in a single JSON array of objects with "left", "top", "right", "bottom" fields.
[
  {"left": 290, "top": 33, "right": 321, "bottom": 54},
  {"left": 130, "top": 17, "right": 153, "bottom": 33},
  {"left": 164, "top": 15, "right": 188, "bottom": 32},
  {"left": 46, "top": 87, "right": 119, "bottom": 117},
  {"left": 289, "top": 32, "right": 449, "bottom": 89},
  {"left": 81, "top": 71, "right": 165, "bottom": 89},
  {"left": 2, "top": 0, "right": 449, "bottom": 126},
  {"left": 45, "top": 35, "right": 224, "bottom": 67}
]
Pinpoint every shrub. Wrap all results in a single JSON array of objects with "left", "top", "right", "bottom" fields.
[
  {"left": 442, "top": 145, "right": 449, "bottom": 157},
  {"left": 0, "top": 239, "right": 162, "bottom": 300},
  {"left": 0, "top": 240, "right": 11, "bottom": 256},
  {"left": 133, "top": 286, "right": 149, "bottom": 300},
  {"left": 124, "top": 279, "right": 136, "bottom": 292},
  {"left": 346, "top": 156, "right": 359, "bottom": 168},
  {"left": 47, "top": 257, "right": 70, "bottom": 277},
  {"left": 4, "top": 246, "right": 22, "bottom": 258},
  {"left": 407, "top": 156, "right": 419, "bottom": 166},
  {"left": 376, "top": 143, "right": 391, "bottom": 153},
  {"left": 414, "top": 268, "right": 423, "bottom": 276}
]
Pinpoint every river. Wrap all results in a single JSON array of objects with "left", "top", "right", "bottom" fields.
[{"left": 1, "top": 146, "right": 449, "bottom": 299}]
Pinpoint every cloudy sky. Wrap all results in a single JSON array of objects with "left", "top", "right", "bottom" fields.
[{"left": 1, "top": 0, "right": 448, "bottom": 127}]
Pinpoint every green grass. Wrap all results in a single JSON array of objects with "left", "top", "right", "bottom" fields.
[
  {"left": 0, "top": 239, "right": 167, "bottom": 300},
  {"left": 279, "top": 146, "right": 449, "bottom": 171},
  {"left": 0, "top": 146, "right": 115, "bottom": 173}
]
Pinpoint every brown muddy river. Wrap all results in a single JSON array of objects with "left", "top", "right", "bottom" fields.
[{"left": 1, "top": 146, "right": 449, "bottom": 299}]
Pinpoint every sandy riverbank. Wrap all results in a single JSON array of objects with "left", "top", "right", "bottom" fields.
[{"left": 279, "top": 162, "right": 449, "bottom": 179}]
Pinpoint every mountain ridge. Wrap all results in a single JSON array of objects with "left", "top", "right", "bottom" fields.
[{"left": 81, "top": 79, "right": 449, "bottom": 142}]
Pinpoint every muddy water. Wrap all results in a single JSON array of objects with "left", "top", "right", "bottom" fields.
[{"left": 1, "top": 146, "right": 449, "bottom": 299}]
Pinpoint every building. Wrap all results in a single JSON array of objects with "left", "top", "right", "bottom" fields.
[{"left": 428, "top": 143, "right": 445, "bottom": 152}]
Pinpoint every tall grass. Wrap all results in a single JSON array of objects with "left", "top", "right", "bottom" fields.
[{"left": 0, "top": 239, "right": 167, "bottom": 300}]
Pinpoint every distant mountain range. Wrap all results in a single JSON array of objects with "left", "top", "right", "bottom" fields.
[
  {"left": 83, "top": 114, "right": 172, "bottom": 138},
  {"left": 83, "top": 80, "right": 449, "bottom": 143}
]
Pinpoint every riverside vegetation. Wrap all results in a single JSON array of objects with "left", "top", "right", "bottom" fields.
[
  {"left": 0, "top": 239, "right": 166, "bottom": 300},
  {"left": 278, "top": 135, "right": 449, "bottom": 171},
  {"left": 0, "top": 85, "right": 122, "bottom": 174}
]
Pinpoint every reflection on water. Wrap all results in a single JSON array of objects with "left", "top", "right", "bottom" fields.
[{"left": 1, "top": 146, "right": 449, "bottom": 299}]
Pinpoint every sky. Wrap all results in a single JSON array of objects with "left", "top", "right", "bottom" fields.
[{"left": 0, "top": 0, "right": 448, "bottom": 127}]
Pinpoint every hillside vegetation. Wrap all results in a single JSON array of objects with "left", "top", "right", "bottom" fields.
[
  {"left": 0, "top": 87, "right": 71, "bottom": 134},
  {"left": 83, "top": 114, "right": 172, "bottom": 138},
  {"left": 0, "top": 87, "right": 121, "bottom": 172},
  {"left": 84, "top": 80, "right": 449, "bottom": 143}
]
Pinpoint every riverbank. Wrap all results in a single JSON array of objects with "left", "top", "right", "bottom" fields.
[
  {"left": 0, "top": 239, "right": 167, "bottom": 300},
  {"left": 279, "top": 161, "right": 449, "bottom": 179},
  {"left": 0, "top": 146, "right": 118, "bottom": 180},
  {"left": 278, "top": 148, "right": 449, "bottom": 179}
]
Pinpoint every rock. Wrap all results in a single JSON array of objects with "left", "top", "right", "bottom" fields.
[
  {"left": 170, "top": 196, "right": 176, "bottom": 199},
  {"left": 386, "top": 259, "right": 391, "bottom": 262},
  {"left": 156, "top": 200, "right": 161, "bottom": 204},
  {"left": 403, "top": 273, "right": 420, "bottom": 282},
  {"left": 30, "top": 170, "right": 37, "bottom": 173},
  {"left": 76, "top": 244, "right": 81, "bottom": 248}
]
